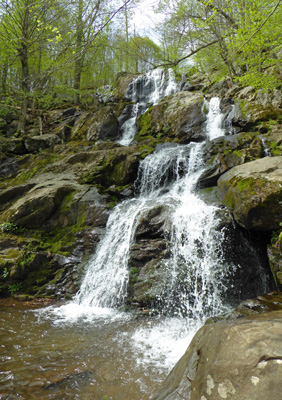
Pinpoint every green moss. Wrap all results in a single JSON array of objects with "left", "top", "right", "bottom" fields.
[
  {"left": 129, "top": 267, "right": 139, "bottom": 283},
  {"left": 237, "top": 179, "right": 253, "bottom": 193},
  {"left": 233, "top": 150, "right": 243, "bottom": 158},
  {"left": 8, "top": 154, "right": 61, "bottom": 186},
  {"left": 17, "top": 249, "right": 34, "bottom": 268},
  {"left": 137, "top": 107, "right": 153, "bottom": 136},
  {"left": 269, "top": 142, "right": 280, "bottom": 156},
  {"left": 222, "top": 191, "right": 235, "bottom": 209}
]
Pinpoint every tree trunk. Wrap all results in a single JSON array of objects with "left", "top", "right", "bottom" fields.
[
  {"left": 17, "top": 44, "right": 30, "bottom": 134},
  {"left": 1, "top": 62, "right": 8, "bottom": 98},
  {"left": 74, "top": 0, "right": 84, "bottom": 104}
]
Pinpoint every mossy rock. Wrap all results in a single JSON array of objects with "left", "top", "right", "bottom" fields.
[
  {"left": 135, "top": 91, "right": 205, "bottom": 144},
  {"left": 218, "top": 156, "right": 282, "bottom": 230},
  {"left": 198, "top": 132, "right": 264, "bottom": 188}
]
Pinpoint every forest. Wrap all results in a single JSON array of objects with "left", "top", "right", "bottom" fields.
[{"left": 0, "top": 0, "right": 281, "bottom": 134}]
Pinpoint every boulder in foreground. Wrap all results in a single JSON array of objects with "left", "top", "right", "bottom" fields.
[
  {"left": 153, "top": 309, "right": 282, "bottom": 400},
  {"left": 217, "top": 156, "right": 282, "bottom": 230}
]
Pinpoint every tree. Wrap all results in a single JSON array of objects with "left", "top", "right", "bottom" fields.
[
  {"left": 0, "top": 0, "right": 136, "bottom": 131},
  {"left": 154, "top": 0, "right": 282, "bottom": 90}
]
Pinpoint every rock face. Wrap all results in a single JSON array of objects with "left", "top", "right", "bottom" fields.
[
  {"left": 71, "top": 106, "right": 120, "bottom": 142},
  {"left": 0, "top": 70, "right": 281, "bottom": 304},
  {"left": 136, "top": 91, "right": 206, "bottom": 143},
  {"left": 198, "top": 132, "right": 264, "bottom": 188},
  {"left": 217, "top": 156, "right": 282, "bottom": 230},
  {"left": 153, "top": 310, "right": 282, "bottom": 400},
  {"left": 127, "top": 205, "right": 172, "bottom": 307}
]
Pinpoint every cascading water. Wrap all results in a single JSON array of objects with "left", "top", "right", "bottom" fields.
[
  {"left": 77, "top": 97, "right": 236, "bottom": 321},
  {"left": 117, "top": 68, "right": 178, "bottom": 146},
  {"left": 29, "top": 76, "right": 269, "bottom": 400},
  {"left": 1, "top": 73, "right": 273, "bottom": 400}
]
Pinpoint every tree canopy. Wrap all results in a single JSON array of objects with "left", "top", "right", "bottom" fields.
[
  {"left": 0, "top": 0, "right": 281, "bottom": 131},
  {"left": 155, "top": 0, "right": 282, "bottom": 89}
]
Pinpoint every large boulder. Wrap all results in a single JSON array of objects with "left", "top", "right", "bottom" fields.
[
  {"left": 198, "top": 132, "right": 264, "bottom": 188},
  {"left": 136, "top": 91, "right": 206, "bottom": 143},
  {"left": 0, "top": 171, "right": 109, "bottom": 298},
  {"left": 127, "top": 205, "right": 172, "bottom": 307},
  {"left": 2, "top": 177, "right": 75, "bottom": 229},
  {"left": 24, "top": 134, "right": 61, "bottom": 153},
  {"left": 0, "top": 137, "right": 26, "bottom": 155},
  {"left": 71, "top": 106, "right": 119, "bottom": 142},
  {"left": 217, "top": 156, "right": 282, "bottom": 230},
  {"left": 153, "top": 310, "right": 282, "bottom": 400}
]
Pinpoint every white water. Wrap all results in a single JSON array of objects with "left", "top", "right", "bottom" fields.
[
  {"left": 48, "top": 93, "right": 234, "bottom": 378},
  {"left": 118, "top": 68, "right": 178, "bottom": 146},
  {"left": 40, "top": 71, "right": 264, "bottom": 396}
]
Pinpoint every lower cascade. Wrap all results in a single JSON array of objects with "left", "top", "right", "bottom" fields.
[
  {"left": 48, "top": 96, "right": 269, "bottom": 383},
  {"left": 76, "top": 96, "right": 267, "bottom": 317},
  {"left": 13, "top": 90, "right": 271, "bottom": 400}
]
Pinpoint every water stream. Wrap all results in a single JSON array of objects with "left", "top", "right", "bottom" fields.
[
  {"left": 0, "top": 72, "right": 269, "bottom": 399},
  {"left": 117, "top": 68, "right": 177, "bottom": 146}
]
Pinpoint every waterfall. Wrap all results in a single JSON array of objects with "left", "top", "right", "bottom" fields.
[
  {"left": 76, "top": 96, "right": 235, "bottom": 323},
  {"left": 45, "top": 79, "right": 270, "bottom": 382},
  {"left": 117, "top": 68, "right": 178, "bottom": 146}
]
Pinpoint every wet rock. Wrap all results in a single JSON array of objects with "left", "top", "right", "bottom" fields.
[
  {"left": 217, "top": 156, "right": 282, "bottom": 230},
  {"left": 0, "top": 155, "right": 19, "bottom": 177},
  {"left": 267, "top": 246, "right": 282, "bottom": 293},
  {"left": 77, "top": 145, "right": 151, "bottom": 188},
  {"left": 127, "top": 205, "right": 172, "bottom": 307},
  {"left": 117, "top": 72, "right": 140, "bottom": 98},
  {"left": 135, "top": 205, "right": 172, "bottom": 240},
  {"left": 45, "top": 371, "right": 94, "bottom": 390},
  {"left": 153, "top": 310, "right": 282, "bottom": 400}
]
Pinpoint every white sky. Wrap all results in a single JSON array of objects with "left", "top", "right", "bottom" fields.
[{"left": 130, "top": 0, "right": 164, "bottom": 41}]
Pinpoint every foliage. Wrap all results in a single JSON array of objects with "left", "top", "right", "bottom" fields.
[
  {"left": 154, "top": 0, "right": 282, "bottom": 91},
  {"left": 0, "top": 222, "right": 24, "bottom": 234},
  {"left": 8, "top": 282, "right": 22, "bottom": 295}
]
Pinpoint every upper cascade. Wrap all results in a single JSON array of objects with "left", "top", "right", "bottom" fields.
[
  {"left": 126, "top": 68, "right": 178, "bottom": 105},
  {"left": 117, "top": 68, "right": 178, "bottom": 146}
]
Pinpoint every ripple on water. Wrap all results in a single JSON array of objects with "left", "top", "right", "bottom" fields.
[{"left": 0, "top": 300, "right": 197, "bottom": 400}]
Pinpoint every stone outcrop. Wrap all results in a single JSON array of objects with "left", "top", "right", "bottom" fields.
[
  {"left": 217, "top": 156, "right": 282, "bottom": 230},
  {"left": 136, "top": 91, "right": 206, "bottom": 143},
  {"left": 0, "top": 71, "right": 281, "bottom": 305},
  {"left": 198, "top": 132, "right": 264, "bottom": 188},
  {"left": 153, "top": 309, "right": 282, "bottom": 400},
  {"left": 127, "top": 205, "right": 172, "bottom": 307},
  {"left": 71, "top": 106, "right": 120, "bottom": 142}
]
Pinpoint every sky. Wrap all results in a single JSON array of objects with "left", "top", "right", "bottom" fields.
[{"left": 130, "top": 0, "right": 163, "bottom": 41}]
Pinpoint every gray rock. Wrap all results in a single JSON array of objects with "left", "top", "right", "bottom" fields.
[
  {"left": 153, "top": 310, "right": 282, "bottom": 400},
  {"left": 0, "top": 137, "right": 26, "bottom": 154},
  {"left": 24, "top": 134, "right": 61, "bottom": 153},
  {"left": 71, "top": 107, "right": 119, "bottom": 142},
  {"left": 3, "top": 177, "right": 76, "bottom": 228},
  {"left": 0, "top": 155, "right": 19, "bottom": 177},
  {"left": 217, "top": 156, "right": 282, "bottom": 230},
  {"left": 136, "top": 91, "right": 206, "bottom": 143},
  {"left": 198, "top": 132, "right": 264, "bottom": 188}
]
